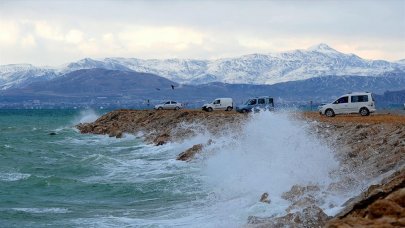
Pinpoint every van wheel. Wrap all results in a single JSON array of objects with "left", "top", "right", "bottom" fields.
[
  {"left": 360, "top": 108, "right": 369, "bottom": 116},
  {"left": 241, "top": 109, "right": 247, "bottom": 113},
  {"left": 325, "top": 109, "right": 335, "bottom": 117},
  {"left": 175, "top": 107, "right": 180, "bottom": 110},
  {"left": 207, "top": 107, "right": 213, "bottom": 112},
  {"left": 158, "top": 107, "right": 163, "bottom": 110},
  {"left": 226, "top": 107, "right": 233, "bottom": 111}
]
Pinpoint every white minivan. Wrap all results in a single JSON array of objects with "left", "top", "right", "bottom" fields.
[
  {"left": 319, "top": 92, "right": 376, "bottom": 117},
  {"left": 202, "top": 98, "right": 233, "bottom": 112}
]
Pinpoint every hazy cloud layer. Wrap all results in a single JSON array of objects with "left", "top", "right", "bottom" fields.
[{"left": 0, "top": 0, "right": 404, "bottom": 66}]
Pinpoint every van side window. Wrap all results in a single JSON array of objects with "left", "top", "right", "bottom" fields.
[
  {"left": 268, "top": 98, "right": 274, "bottom": 106},
  {"left": 351, "top": 95, "right": 368, "bottom": 103},
  {"left": 335, "top": 96, "right": 348, "bottom": 104},
  {"left": 213, "top": 100, "right": 220, "bottom": 104},
  {"left": 249, "top": 99, "right": 257, "bottom": 105},
  {"left": 258, "top": 98, "right": 265, "bottom": 104}
]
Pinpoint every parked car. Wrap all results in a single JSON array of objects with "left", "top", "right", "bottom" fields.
[
  {"left": 318, "top": 92, "right": 376, "bottom": 117},
  {"left": 155, "top": 101, "right": 182, "bottom": 110},
  {"left": 202, "top": 98, "right": 233, "bottom": 112},
  {"left": 236, "top": 96, "right": 274, "bottom": 113}
]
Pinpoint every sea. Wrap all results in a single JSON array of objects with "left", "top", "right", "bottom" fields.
[{"left": 0, "top": 109, "right": 358, "bottom": 227}]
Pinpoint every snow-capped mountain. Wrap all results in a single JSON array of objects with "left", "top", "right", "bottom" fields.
[
  {"left": 1, "top": 44, "right": 404, "bottom": 90},
  {"left": 0, "top": 64, "right": 58, "bottom": 90}
]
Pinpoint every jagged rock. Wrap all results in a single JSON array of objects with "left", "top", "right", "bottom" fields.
[
  {"left": 282, "top": 184, "right": 320, "bottom": 202},
  {"left": 366, "top": 199, "right": 403, "bottom": 219},
  {"left": 260, "top": 192, "right": 271, "bottom": 204},
  {"left": 109, "top": 130, "right": 123, "bottom": 138},
  {"left": 176, "top": 144, "right": 203, "bottom": 161},
  {"left": 248, "top": 205, "right": 329, "bottom": 228},
  {"left": 154, "top": 133, "right": 170, "bottom": 146},
  {"left": 286, "top": 195, "right": 317, "bottom": 212},
  {"left": 76, "top": 110, "right": 246, "bottom": 149},
  {"left": 326, "top": 169, "right": 405, "bottom": 227}
]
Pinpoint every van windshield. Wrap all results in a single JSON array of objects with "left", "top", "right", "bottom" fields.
[{"left": 245, "top": 99, "right": 257, "bottom": 105}]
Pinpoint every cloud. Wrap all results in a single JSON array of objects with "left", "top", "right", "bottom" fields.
[
  {"left": 0, "top": 0, "right": 404, "bottom": 65},
  {"left": 0, "top": 20, "right": 19, "bottom": 45},
  {"left": 33, "top": 21, "right": 65, "bottom": 41},
  {"left": 21, "top": 34, "right": 36, "bottom": 47},
  {"left": 65, "top": 29, "right": 83, "bottom": 44},
  {"left": 118, "top": 26, "right": 204, "bottom": 50}
]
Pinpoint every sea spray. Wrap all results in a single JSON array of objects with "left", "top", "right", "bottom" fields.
[
  {"left": 73, "top": 109, "right": 100, "bottom": 125},
  {"left": 197, "top": 111, "right": 339, "bottom": 222}
]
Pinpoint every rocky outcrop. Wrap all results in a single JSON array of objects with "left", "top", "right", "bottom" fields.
[
  {"left": 176, "top": 144, "right": 204, "bottom": 161},
  {"left": 248, "top": 205, "right": 330, "bottom": 228},
  {"left": 77, "top": 109, "right": 246, "bottom": 146},
  {"left": 326, "top": 169, "right": 405, "bottom": 227},
  {"left": 302, "top": 113, "right": 405, "bottom": 227},
  {"left": 302, "top": 113, "right": 405, "bottom": 181}
]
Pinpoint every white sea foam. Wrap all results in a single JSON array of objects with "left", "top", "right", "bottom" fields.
[
  {"left": 0, "top": 172, "right": 31, "bottom": 182},
  {"left": 11, "top": 207, "right": 70, "bottom": 214}
]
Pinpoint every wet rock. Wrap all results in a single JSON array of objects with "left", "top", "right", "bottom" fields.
[
  {"left": 286, "top": 195, "right": 317, "bottom": 212},
  {"left": 76, "top": 110, "right": 245, "bottom": 148},
  {"left": 49, "top": 132, "right": 57, "bottom": 136},
  {"left": 260, "top": 192, "right": 271, "bottom": 204},
  {"left": 248, "top": 205, "right": 329, "bottom": 228},
  {"left": 109, "top": 130, "right": 123, "bottom": 138},
  {"left": 282, "top": 184, "right": 320, "bottom": 202},
  {"left": 366, "top": 199, "right": 403, "bottom": 219},
  {"left": 115, "top": 131, "right": 123, "bottom": 138},
  {"left": 386, "top": 188, "right": 405, "bottom": 207},
  {"left": 326, "top": 169, "right": 405, "bottom": 227},
  {"left": 177, "top": 144, "right": 203, "bottom": 161},
  {"left": 154, "top": 133, "right": 170, "bottom": 146}
]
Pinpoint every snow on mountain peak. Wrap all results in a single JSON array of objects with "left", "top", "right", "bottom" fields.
[
  {"left": 0, "top": 43, "right": 404, "bottom": 90},
  {"left": 308, "top": 43, "right": 338, "bottom": 53}
]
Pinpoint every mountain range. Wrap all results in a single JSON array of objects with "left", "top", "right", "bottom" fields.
[
  {"left": 1, "top": 43, "right": 404, "bottom": 90},
  {"left": 0, "top": 43, "right": 404, "bottom": 108}
]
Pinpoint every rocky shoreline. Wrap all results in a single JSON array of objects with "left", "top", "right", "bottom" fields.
[{"left": 77, "top": 110, "right": 405, "bottom": 227}]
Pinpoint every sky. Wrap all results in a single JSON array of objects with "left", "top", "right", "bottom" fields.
[{"left": 0, "top": 0, "right": 404, "bottom": 66}]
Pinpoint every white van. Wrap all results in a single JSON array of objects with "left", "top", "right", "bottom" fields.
[
  {"left": 202, "top": 98, "right": 233, "bottom": 112},
  {"left": 319, "top": 92, "right": 376, "bottom": 117}
]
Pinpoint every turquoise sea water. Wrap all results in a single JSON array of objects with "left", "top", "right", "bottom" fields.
[{"left": 0, "top": 109, "right": 210, "bottom": 227}]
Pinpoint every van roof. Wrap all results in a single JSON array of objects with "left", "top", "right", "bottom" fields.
[{"left": 343, "top": 92, "right": 372, "bottom": 96}]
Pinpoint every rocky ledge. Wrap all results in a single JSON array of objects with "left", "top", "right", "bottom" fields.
[
  {"left": 77, "top": 109, "right": 246, "bottom": 160},
  {"left": 77, "top": 110, "right": 405, "bottom": 227}
]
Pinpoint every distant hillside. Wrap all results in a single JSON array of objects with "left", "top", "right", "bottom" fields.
[
  {"left": 374, "top": 90, "right": 405, "bottom": 107},
  {"left": 1, "top": 69, "right": 404, "bottom": 108},
  {"left": 3, "top": 68, "right": 177, "bottom": 97}
]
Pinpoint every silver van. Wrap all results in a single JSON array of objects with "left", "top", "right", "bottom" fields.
[{"left": 236, "top": 96, "right": 274, "bottom": 113}]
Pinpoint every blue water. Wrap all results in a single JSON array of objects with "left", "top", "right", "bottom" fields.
[{"left": 0, "top": 109, "right": 211, "bottom": 227}]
